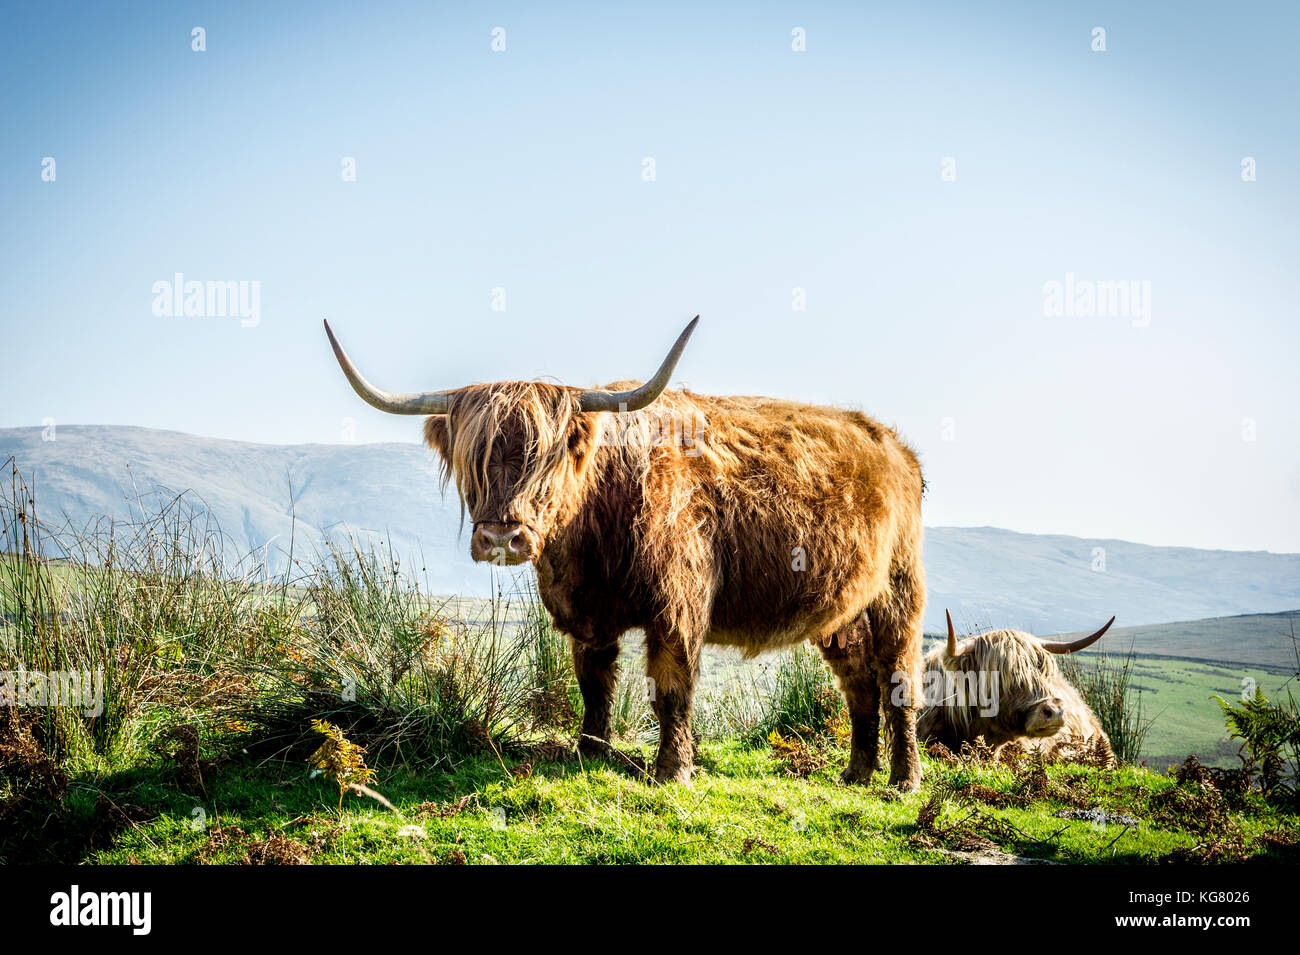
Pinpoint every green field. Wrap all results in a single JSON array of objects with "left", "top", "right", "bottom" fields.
[
  {"left": 1118, "top": 657, "right": 1294, "bottom": 769},
  {"left": 12, "top": 739, "right": 1298, "bottom": 866},
  {"left": 1057, "top": 611, "right": 1299, "bottom": 769}
]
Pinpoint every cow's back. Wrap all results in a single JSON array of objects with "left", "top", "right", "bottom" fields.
[{"left": 633, "top": 389, "right": 923, "bottom": 652}]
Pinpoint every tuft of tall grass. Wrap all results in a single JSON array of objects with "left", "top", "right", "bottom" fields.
[
  {"left": 212, "top": 540, "right": 588, "bottom": 769},
  {"left": 610, "top": 668, "right": 657, "bottom": 745},
  {"left": 1, "top": 461, "right": 274, "bottom": 766},
  {"left": 0, "top": 460, "right": 585, "bottom": 779},
  {"left": 743, "top": 642, "right": 844, "bottom": 744},
  {"left": 517, "top": 576, "right": 579, "bottom": 733},
  {"left": 1060, "top": 647, "right": 1152, "bottom": 764}
]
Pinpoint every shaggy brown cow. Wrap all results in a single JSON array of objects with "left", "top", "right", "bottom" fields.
[
  {"left": 324, "top": 318, "right": 926, "bottom": 788},
  {"left": 917, "top": 610, "right": 1116, "bottom": 764}
]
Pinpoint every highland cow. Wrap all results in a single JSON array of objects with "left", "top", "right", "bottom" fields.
[
  {"left": 325, "top": 317, "right": 927, "bottom": 788},
  {"left": 917, "top": 610, "right": 1117, "bottom": 765}
]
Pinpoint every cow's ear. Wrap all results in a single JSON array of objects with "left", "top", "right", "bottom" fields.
[
  {"left": 567, "top": 413, "right": 599, "bottom": 477},
  {"left": 424, "top": 415, "right": 451, "bottom": 465}
]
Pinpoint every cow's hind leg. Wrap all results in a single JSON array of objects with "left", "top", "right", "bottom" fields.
[
  {"left": 572, "top": 636, "right": 620, "bottom": 760},
  {"left": 818, "top": 617, "right": 882, "bottom": 786},
  {"left": 879, "top": 673, "right": 922, "bottom": 792},
  {"left": 867, "top": 549, "right": 926, "bottom": 792}
]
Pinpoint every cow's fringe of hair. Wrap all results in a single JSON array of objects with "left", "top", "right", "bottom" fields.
[
  {"left": 939, "top": 630, "right": 1092, "bottom": 743},
  {"left": 440, "top": 382, "right": 585, "bottom": 523}
]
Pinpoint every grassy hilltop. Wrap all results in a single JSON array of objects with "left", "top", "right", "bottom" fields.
[{"left": 23, "top": 738, "right": 1298, "bottom": 866}]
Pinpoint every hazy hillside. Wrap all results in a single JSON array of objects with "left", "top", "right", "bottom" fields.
[
  {"left": 928, "top": 527, "right": 1300, "bottom": 636},
  {"left": 4, "top": 425, "right": 1298, "bottom": 635},
  {"left": 0, "top": 424, "right": 491, "bottom": 599},
  {"left": 1071, "top": 611, "right": 1300, "bottom": 672}
]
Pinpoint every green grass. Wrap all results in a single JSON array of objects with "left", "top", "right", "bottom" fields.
[
  {"left": 11, "top": 739, "right": 1288, "bottom": 866},
  {"left": 1118, "top": 657, "right": 1295, "bottom": 769}
]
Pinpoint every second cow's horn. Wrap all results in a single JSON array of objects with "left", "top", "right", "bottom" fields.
[{"left": 1038, "top": 616, "right": 1116, "bottom": 655}]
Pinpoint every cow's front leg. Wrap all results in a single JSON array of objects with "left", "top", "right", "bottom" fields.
[
  {"left": 867, "top": 556, "right": 926, "bottom": 792},
  {"left": 572, "top": 637, "right": 620, "bottom": 760},
  {"left": 645, "top": 634, "right": 699, "bottom": 785}
]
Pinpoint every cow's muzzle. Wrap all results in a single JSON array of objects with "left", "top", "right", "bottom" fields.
[
  {"left": 1023, "top": 698, "right": 1067, "bottom": 737},
  {"left": 471, "top": 522, "right": 538, "bottom": 565}
]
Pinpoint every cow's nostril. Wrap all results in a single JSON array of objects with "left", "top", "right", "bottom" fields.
[{"left": 474, "top": 524, "right": 529, "bottom": 560}]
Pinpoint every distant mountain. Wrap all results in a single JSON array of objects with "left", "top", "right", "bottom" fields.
[
  {"left": 4, "top": 425, "right": 1298, "bottom": 635},
  {"left": 0, "top": 424, "right": 488, "bottom": 599},
  {"left": 925, "top": 527, "right": 1300, "bottom": 637}
]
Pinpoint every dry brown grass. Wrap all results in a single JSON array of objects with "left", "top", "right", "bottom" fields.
[
  {"left": 0, "top": 709, "right": 67, "bottom": 815},
  {"left": 766, "top": 730, "right": 830, "bottom": 778},
  {"left": 412, "top": 794, "right": 476, "bottom": 820}
]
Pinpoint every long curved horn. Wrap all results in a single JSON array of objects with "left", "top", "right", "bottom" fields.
[
  {"left": 324, "top": 320, "right": 452, "bottom": 415},
  {"left": 576, "top": 316, "right": 699, "bottom": 413},
  {"left": 1038, "top": 616, "right": 1115, "bottom": 655},
  {"left": 945, "top": 609, "right": 959, "bottom": 658}
]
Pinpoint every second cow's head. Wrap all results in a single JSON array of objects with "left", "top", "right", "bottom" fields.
[
  {"left": 324, "top": 318, "right": 698, "bottom": 565},
  {"left": 941, "top": 609, "right": 1115, "bottom": 738}
]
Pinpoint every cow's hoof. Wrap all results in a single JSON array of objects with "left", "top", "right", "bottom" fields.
[
  {"left": 839, "top": 764, "right": 875, "bottom": 787},
  {"left": 577, "top": 737, "right": 612, "bottom": 761},
  {"left": 652, "top": 765, "right": 694, "bottom": 786},
  {"left": 889, "top": 776, "right": 922, "bottom": 793}
]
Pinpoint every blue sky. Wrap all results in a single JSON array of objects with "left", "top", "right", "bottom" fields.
[{"left": 3, "top": 1, "right": 1298, "bottom": 552}]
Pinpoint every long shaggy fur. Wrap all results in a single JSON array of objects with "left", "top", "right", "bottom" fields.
[
  {"left": 917, "top": 629, "right": 1115, "bottom": 765},
  {"left": 423, "top": 379, "right": 927, "bottom": 786}
]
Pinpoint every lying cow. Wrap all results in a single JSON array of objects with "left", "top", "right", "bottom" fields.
[{"left": 917, "top": 610, "right": 1116, "bottom": 765}]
